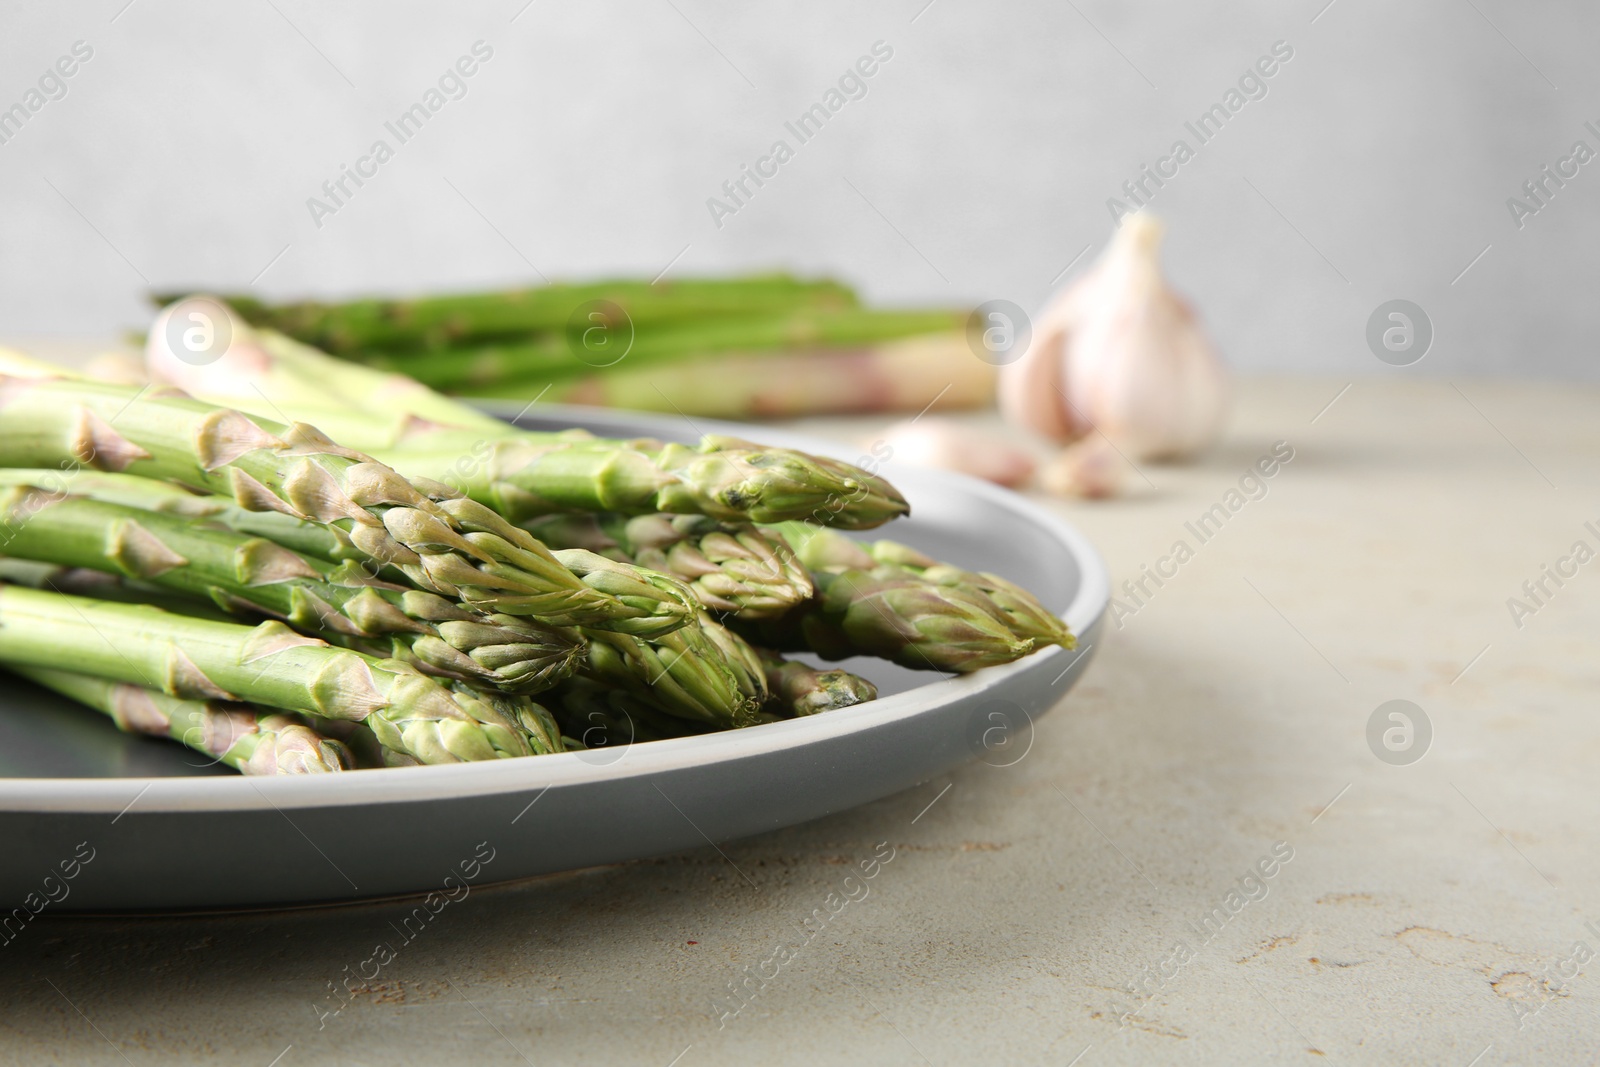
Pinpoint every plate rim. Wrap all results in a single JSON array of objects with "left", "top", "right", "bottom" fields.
[{"left": 0, "top": 405, "right": 1108, "bottom": 813}]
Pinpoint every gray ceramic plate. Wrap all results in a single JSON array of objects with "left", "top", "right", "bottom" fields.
[{"left": 0, "top": 406, "right": 1107, "bottom": 912}]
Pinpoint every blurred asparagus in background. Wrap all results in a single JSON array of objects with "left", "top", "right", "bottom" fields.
[
  {"left": 165, "top": 274, "right": 993, "bottom": 419},
  {"left": 169, "top": 275, "right": 860, "bottom": 355},
  {"left": 496, "top": 332, "right": 989, "bottom": 420},
  {"left": 354, "top": 306, "right": 967, "bottom": 389}
]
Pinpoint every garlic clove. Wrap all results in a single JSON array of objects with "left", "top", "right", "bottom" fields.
[
  {"left": 1001, "top": 212, "right": 1228, "bottom": 461},
  {"left": 872, "top": 417, "right": 1036, "bottom": 488},
  {"left": 1040, "top": 437, "right": 1126, "bottom": 499},
  {"left": 995, "top": 308, "right": 1084, "bottom": 444}
]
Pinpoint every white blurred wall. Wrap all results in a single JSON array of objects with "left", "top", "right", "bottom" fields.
[{"left": 0, "top": 0, "right": 1594, "bottom": 377}]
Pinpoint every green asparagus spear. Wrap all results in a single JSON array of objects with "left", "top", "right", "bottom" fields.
[
  {"left": 469, "top": 334, "right": 996, "bottom": 420},
  {"left": 23, "top": 468, "right": 412, "bottom": 571},
  {"left": 476, "top": 513, "right": 869, "bottom": 714},
  {"left": 0, "top": 466, "right": 397, "bottom": 575},
  {"left": 580, "top": 613, "right": 767, "bottom": 728},
  {"left": 862, "top": 540, "right": 1072, "bottom": 649},
  {"left": 143, "top": 325, "right": 912, "bottom": 529},
  {"left": 178, "top": 275, "right": 859, "bottom": 355},
  {"left": 0, "top": 463, "right": 371, "bottom": 578},
  {"left": 771, "top": 522, "right": 1076, "bottom": 651},
  {"left": 0, "top": 375, "right": 696, "bottom": 635},
  {"left": 521, "top": 512, "right": 811, "bottom": 619},
  {"left": 737, "top": 567, "right": 1035, "bottom": 673},
  {"left": 290, "top": 713, "right": 389, "bottom": 769},
  {"left": 0, "top": 557, "right": 238, "bottom": 620},
  {"left": 385, "top": 433, "right": 908, "bottom": 530},
  {"left": 0, "top": 585, "right": 560, "bottom": 765},
  {"left": 0, "top": 482, "right": 586, "bottom": 694},
  {"left": 756, "top": 649, "right": 878, "bottom": 716},
  {"left": 12, "top": 665, "right": 353, "bottom": 774}
]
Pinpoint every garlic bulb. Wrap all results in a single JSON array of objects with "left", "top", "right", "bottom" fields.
[
  {"left": 873, "top": 417, "right": 1035, "bottom": 488},
  {"left": 999, "top": 213, "right": 1227, "bottom": 460}
]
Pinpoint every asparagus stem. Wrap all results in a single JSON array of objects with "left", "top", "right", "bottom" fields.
[
  {"left": 521, "top": 512, "right": 811, "bottom": 619},
  {"left": 12, "top": 665, "right": 353, "bottom": 774},
  {"left": 475, "top": 335, "right": 995, "bottom": 420},
  {"left": 0, "top": 482, "right": 587, "bottom": 694},
  {"left": 0, "top": 467, "right": 389, "bottom": 571},
  {"left": 0, "top": 585, "right": 560, "bottom": 764},
  {"left": 0, "top": 558, "right": 237, "bottom": 621},
  {"left": 176, "top": 275, "right": 859, "bottom": 355},
  {"left": 0, "top": 376, "right": 696, "bottom": 635},
  {"left": 381, "top": 433, "right": 909, "bottom": 530}
]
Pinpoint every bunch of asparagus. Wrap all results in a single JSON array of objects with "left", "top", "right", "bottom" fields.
[
  {"left": 163, "top": 274, "right": 994, "bottom": 419},
  {"left": 0, "top": 309, "right": 1070, "bottom": 775}
]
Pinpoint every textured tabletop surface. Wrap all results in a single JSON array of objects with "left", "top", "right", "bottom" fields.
[{"left": 4, "top": 376, "right": 1598, "bottom": 1065}]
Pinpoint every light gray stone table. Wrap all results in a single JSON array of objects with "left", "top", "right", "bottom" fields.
[{"left": 2, "top": 375, "right": 1597, "bottom": 1065}]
